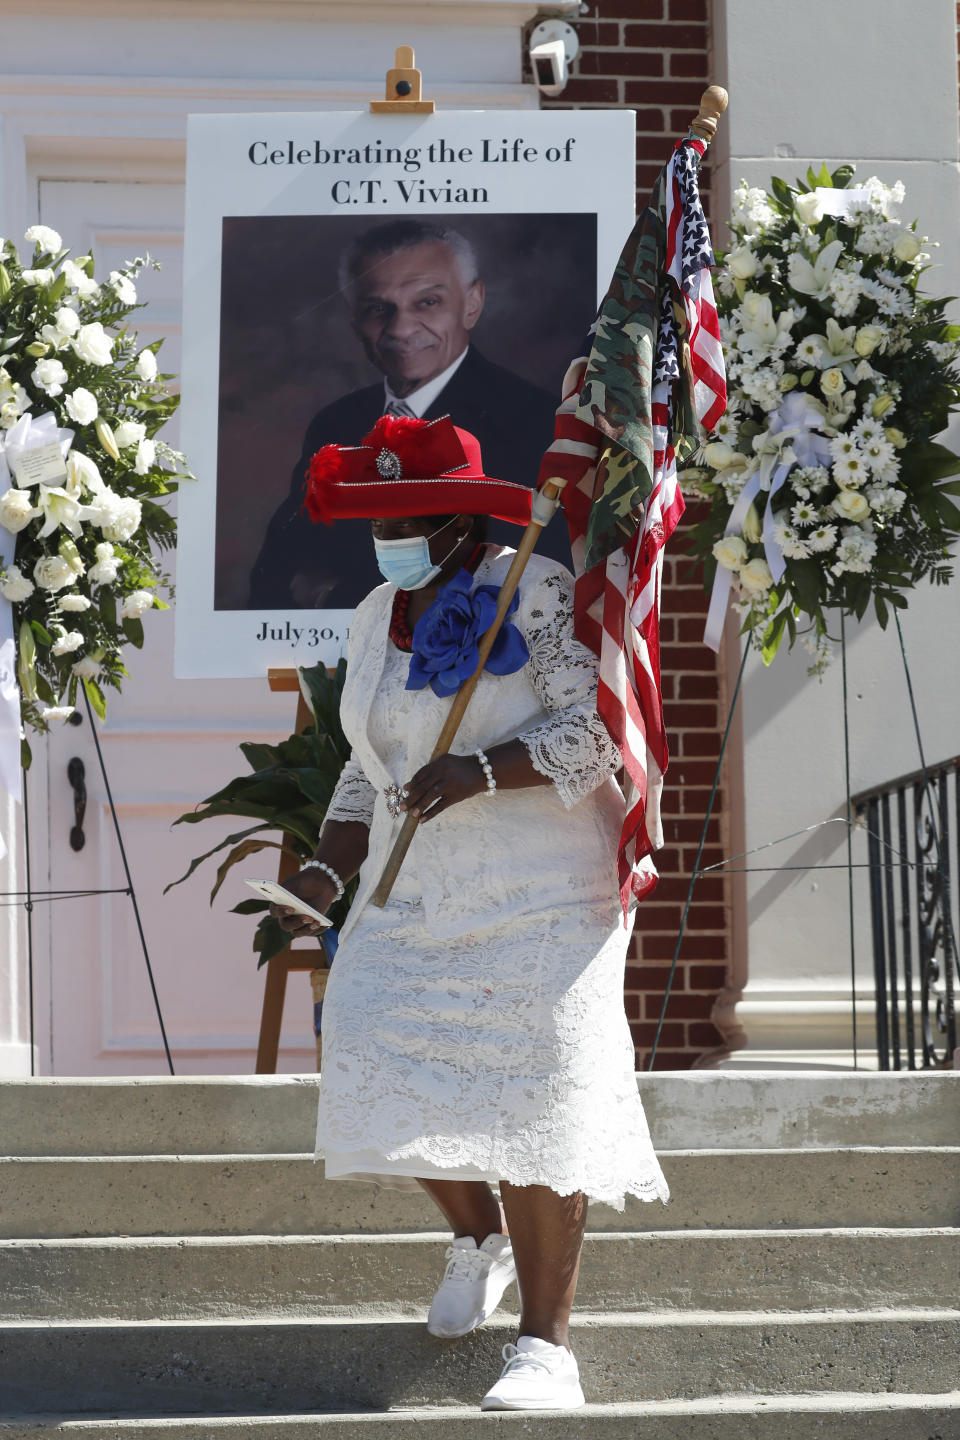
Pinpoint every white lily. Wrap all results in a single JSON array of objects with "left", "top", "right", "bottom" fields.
[
  {"left": 36, "top": 485, "right": 83, "bottom": 539},
  {"left": 736, "top": 293, "right": 796, "bottom": 355},
  {"left": 803, "top": 317, "right": 859, "bottom": 369},
  {"left": 787, "top": 239, "right": 844, "bottom": 301}
]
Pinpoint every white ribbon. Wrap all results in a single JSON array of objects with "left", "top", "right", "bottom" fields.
[
  {"left": 703, "top": 392, "right": 833, "bottom": 651},
  {"left": 0, "top": 413, "right": 76, "bottom": 831}
]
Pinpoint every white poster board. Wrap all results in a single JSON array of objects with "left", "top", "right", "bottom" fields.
[{"left": 176, "top": 109, "right": 636, "bottom": 678}]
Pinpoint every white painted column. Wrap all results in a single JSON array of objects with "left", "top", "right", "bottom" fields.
[{"left": 711, "top": 0, "right": 960, "bottom": 1066}]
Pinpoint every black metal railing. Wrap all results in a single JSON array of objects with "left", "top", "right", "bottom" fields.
[{"left": 852, "top": 756, "right": 959, "bottom": 1070}]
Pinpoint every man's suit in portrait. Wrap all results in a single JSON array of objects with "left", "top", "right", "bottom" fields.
[{"left": 248, "top": 347, "right": 568, "bottom": 610}]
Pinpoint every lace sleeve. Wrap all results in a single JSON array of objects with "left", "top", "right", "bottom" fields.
[
  {"left": 325, "top": 756, "right": 377, "bottom": 827},
  {"left": 517, "top": 569, "right": 621, "bottom": 809}
]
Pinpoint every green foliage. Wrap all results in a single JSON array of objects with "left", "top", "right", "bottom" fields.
[{"left": 167, "top": 661, "right": 356, "bottom": 966}]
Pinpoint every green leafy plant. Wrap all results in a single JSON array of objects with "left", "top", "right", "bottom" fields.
[{"left": 166, "top": 661, "right": 356, "bottom": 966}]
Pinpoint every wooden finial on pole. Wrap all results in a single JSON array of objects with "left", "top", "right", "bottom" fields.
[
  {"left": 370, "top": 46, "right": 435, "bottom": 114},
  {"left": 688, "top": 85, "right": 728, "bottom": 143}
]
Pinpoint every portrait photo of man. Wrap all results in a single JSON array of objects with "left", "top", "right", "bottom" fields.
[{"left": 214, "top": 213, "right": 598, "bottom": 612}]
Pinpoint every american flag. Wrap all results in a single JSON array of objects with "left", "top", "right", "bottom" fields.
[{"left": 539, "top": 136, "right": 725, "bottom": 915}]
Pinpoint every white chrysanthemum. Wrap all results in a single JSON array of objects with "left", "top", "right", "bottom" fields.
[
  {"left": 102, "top": 496, "right": 142, "bottom": 543},
  {"left": 711, "top": 412, "right": 739, "bottom": 443},
  {"left": 852, "top": 416, "right": 885, "bottom": 447},
  {"left": 861, "top": 437, "right": 897, "bottom": 472},
  {"left": 39, "top": 706, "right": 75, "bottom": 722},
  {"left": 24, "top": 224, "right": 62, "bottom": 254},
  {"left": 867, "top": 485, "right": 906, "bottom": 516},
  {"left": 0, "top": 564, "right": 35, "bottom": 602},
  {"left": 57, "top": 593, "right": 93, "bottom": 612},
  {"left": 829, "top": 434, "right": 860, "bottom": 464},
  {"left": 828, "top": 267, "right": 863, "bottom": 318},
  {"left": 64, "top": 388, "right": 99, "bottom": 426},
  {"left": 62, "top": 259, "right": 100, "bottom": 299},
  {"left": 31, "top": 357, "right": 68, "bottom": 397},
  {"left": 731, "top": 181, "right": 777, "bottom": 236},
  {"left": 774, "top": 522, "right": 812, "bottom": 559},
  {"left": 808, "top": 524, "right": 838, "bottom": 552},
  {"left": 833, "top": 452, "right": 869, "bottom": 488},
  {"left": 51, "top": 629, "right": 85, "bottom": 656},
  {"left": 135, "top": 349, "right": 158, "bottom": 383},
  {"left": 928, "top": 340, "right": 960, "bottom": 365},
  {"left": 108, "top": 270, "right": 137, "bottom": 305},
  {"left": 21, "top": 268, "right": 55, "bottom": 287},
  {"left": 33, "top": 555, "right": 76, "bottom": 592},
  {"left": 791, "top": 499, "right": 818, "bottom": 527},
  {"left": 113, "top": 420, "right": 146, "bottom": 450},
  {"left": 134, "top": 437, "right": 156, "bottom": 475},
  {"left": 71, "top": 656, "right": 101, "bottom": 679},
  {"left": 88, "top": 541, "right": 120, "bottom": 587},
  {"left": 120, "top": 589, "right": 155, "bottom": 619},
  {"left": 833, "top": 530, "right": 877, "bottom": 575},
  {"left": 797, "top": 465, "right": 831, "bottom": 495},
  {"left": 795, "top": 335, "right": 823, "bottom": 365}
]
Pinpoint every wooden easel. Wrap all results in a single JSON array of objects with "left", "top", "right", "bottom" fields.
[
  {"left": 254, "top": 47, "right": 435, "bottom": 1072},
  {"left": 254, "top": 666, "right": 324, "bottom": 1073}
]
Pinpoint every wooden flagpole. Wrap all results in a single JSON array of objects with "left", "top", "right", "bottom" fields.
[{"left": 369, "top": 476, "right": 567, "bottom": 907}]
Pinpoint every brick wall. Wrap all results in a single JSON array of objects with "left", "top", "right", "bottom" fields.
[{"left": 541, "top": 0, "right": 737, "bottom": 1068}]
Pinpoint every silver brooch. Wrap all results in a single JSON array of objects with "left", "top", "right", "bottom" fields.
[
  {"left": 376, "top": 447, "right": 403, "bottom": 479},
  {"left": 383, "top": 783, "right": 406, "bottom": 818}
]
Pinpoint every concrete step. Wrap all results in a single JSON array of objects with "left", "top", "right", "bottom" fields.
[
  {"left": 1, "top": 1228, "right": 955, "bottom": 1321},
  {"left": 1, "top": 1149, "right": 956, "bottom": 1238},
  {"left": 3, "top": 1394, "right": 960, "bottom": 1440},
  {"left": 0, "top": 1311, "right": 956, "bottom": 1415},
  {"left": 0, "top": 1073, "right": 956, "bottom": 1157}
]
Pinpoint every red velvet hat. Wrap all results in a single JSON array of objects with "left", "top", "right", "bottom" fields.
[{"left": 304, "top": 414, "right": 533, "bottom": 527}]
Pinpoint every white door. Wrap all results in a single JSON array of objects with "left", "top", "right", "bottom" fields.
[{"left": 32, "top": 174, "right": 318, "bottom": 1075}]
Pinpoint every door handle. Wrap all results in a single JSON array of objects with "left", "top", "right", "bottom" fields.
[{"left": 67, "top": 756, "right": 86, "bottom": 852}]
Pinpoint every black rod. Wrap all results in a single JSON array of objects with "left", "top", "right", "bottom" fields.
[
  {"left": 81, "top": 688, "right": 174, "bottom": 1075},
  {"left": 22, "top": 766, "right": 35, "bottom": 1077},
  {"left": 840, "top": 613, "right": 858, "bottom": 1067}
]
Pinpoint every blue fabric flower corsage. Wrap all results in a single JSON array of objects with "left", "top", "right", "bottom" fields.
[{"left": 405, "top": 569, "right": 529, "bottom": 699}]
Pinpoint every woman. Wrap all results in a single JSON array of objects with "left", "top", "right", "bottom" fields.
[{"left": 275, "top": 414, "right": 668, "bottom": 1412}]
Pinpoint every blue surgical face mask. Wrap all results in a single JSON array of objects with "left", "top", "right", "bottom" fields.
[{"left": 373, "top": 517, "right": 462, "bottom": 590}]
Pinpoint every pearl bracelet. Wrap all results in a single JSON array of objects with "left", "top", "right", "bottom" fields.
[
  {"left": 474, "top": 747, "right": 496, "bottom": 797},
  {"left": 301, "top": 859, "right": 345, "bottom": 902}
]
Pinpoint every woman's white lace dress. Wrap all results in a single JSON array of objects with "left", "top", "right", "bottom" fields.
[{"left": 315, "top": 547, "right": 669, "bottom": 1211}]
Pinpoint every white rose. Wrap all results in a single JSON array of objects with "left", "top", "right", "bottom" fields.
[
  {"left": 51, "top": 629, "right": 85, "bottom": 656},
  {"left": 134, "top": 437, "right": 156, "bottom": 475},
  {"left": 893, "top": 232, "right": 922, "bottom": 263},
  {"left": 820, "top": 367, "right": 846, "bottom": 399},
  {"left": 39, "top": 706, "right": 75, "bottom": 722},
  {"left": 727, "top": 245, "right": 758, "bottom": 280},
  {"left": 704, "top": 441, "right": 739, "bottom": 471},
  {"left": 739, "top": 558, "right": 774, "bottom": 596},
  {"left": 113, "top": 420, "right": 146, "bottom": 449},
  {"left": 854, "top": 325, "right": 884, "bottom": 358},
  {"left": 832, "top": 489, "right": 871, "bottom": 522},
  {"left": 135, "top": 349, "right": 158, "bottom": 383},
  {"left": 88, "top": 542, "right": 120, "bottom": 586},
  {"left": 65, "top": 451, "right": 104, "bottom": 496},
  {"left": 712, "top": 535, "right": 749, "bottom": 571},
  {"left": 0, "top": 564, "right": 35, "bottom": 602},
  {"left": 120, "top": 589, "right": 155, "bottom": 619},
  {"left": 33, "top": 555, "right": 76, "bottom": 592},
  {"left": 24, "top": 224, "right": 62, "bottom": 253},
  {"left": 0, "top": 487, "right": 39, "bottom": 534},
  {"left": 32, "top": 357, "right": 68, "bottom": 396},
  {"left": 102, "top": 496, "right": 142, "bottom": 543},
  {"left": 71, "top": 656, "right": 101, "bottom": 679},
  {"left": 64, "top": 387, "right": 99, "bottom": 426},
  {"left": 72, "top": 322, "right": 113, "bottom": 367},
  {"left": 62, "top": 259, "right": 100, "bottom": 300},
  {"left": 57, "top": 593, "right": 92, "bottom": 611},
  {"left": 53, "top": 306, "right": 80, "bottom": 337},
  {"left": 109, "top": 270, "right": 137, "bottom": 305},
  {"left": 794, "top": 192, "right": 825, "bottom": 227},
  {"left": 20, "top": 268, "right": 55, "bottom": 287}
]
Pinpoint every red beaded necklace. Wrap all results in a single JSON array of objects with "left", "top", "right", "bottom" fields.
[{"left": 389, "top": 541, "right": 486, "bottom": 652}]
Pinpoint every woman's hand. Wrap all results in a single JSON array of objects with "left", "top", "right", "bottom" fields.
[
  {"left": 270, "top": 867, "right": 338, "bottom": 938},
  {"left": 401, "top": 752, "right": 486, "bottom": 823}
]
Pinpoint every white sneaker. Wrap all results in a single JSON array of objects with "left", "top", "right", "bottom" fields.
[
  {"left": 480, "top": 1335, "right": 586, "bottom": 1411},
  {"left": 426, "top": 1233, "right": 516, "bottom": 1339}
]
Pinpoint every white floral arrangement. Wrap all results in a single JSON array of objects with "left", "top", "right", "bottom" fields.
[
  {"left": 686, "top": 166, "right": 960, "bottom": 670},
  {"left": 0, "top": 224, "right": 190, "bottom": 753}
]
